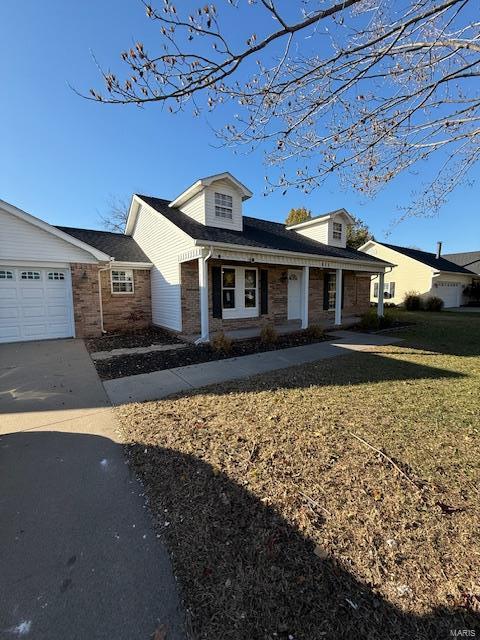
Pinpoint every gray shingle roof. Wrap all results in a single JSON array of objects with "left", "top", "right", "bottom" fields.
[
  {"left": 444, "top": 251, "right": 480, "bottom": 275},
  {"left": 56, "top": 226, "right": 150, "bottom": 263},
  {"left": 137, "top": 195, "right": 386, "bottom": 265},
  {"left": 380, "top": 242, "right": 475, "bottom": 275}
]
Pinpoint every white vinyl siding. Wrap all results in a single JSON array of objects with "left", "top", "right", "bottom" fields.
[
  {"left": 131, "top": 203, "right": 195, "bottom": 331},
  {"left": 204, "top": 179, "right": 243, "bottom": 231},
  {"left": 179, "top": 191, "right": 206, "bottom": 225},
  {"left": 294, "top": 213, "right": 348, "bottom": 248},
  {"left": 0, "top": 209, "right": 96, "bottom": 263},
  {"left": 362, "top": 242, "right": 472, "bottom": 306},
  {"left": 295, "top": 221, "right": 329, "bottom": 244}
]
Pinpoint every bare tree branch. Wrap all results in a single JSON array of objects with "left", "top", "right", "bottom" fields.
[{"left": 86, "top": 0, "right": 480, "bottom": 215}]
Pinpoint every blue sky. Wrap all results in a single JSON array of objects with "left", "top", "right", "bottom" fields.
[{"left": 1, "top": 0, "right": 478, "bottom": 253}]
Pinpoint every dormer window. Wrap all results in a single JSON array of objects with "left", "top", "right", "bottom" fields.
[
  {"left": 215, "top": 193, "right": 233, "bottom": 220},
  {"left": 333, "top": 222, "right": 342, "bottom": 240}
]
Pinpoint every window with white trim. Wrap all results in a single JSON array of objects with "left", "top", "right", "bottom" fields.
[
  {"left": 221, "top": 266, "right": 258, "bottom": 318},
  {"left": 21, "top": 271, "right": 41, "bottom": 280},
  {"left": 0, "top": 270, "right": 13, "bottom": 280},
  {"left": 111, "top": 269, "right": 134, "bottom": 293},
  {"left": 215, "top": 193, "right": 233, "bottom": 219},
  {"left": 332, "top": 222, "right": 342, "bottom": 240},
  {"left": 373, "top": 282, "right": 379, "bottom": 298},
  {"left": 384, "top": 282, "right": 395, "bottom": 299},
  {"left": 48, "top": 271, "right": 65, "bottom": 281}
]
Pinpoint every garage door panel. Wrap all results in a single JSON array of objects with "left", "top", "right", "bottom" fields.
[
  {"left": 48, "top": 323, "right": 71, "bottom": 336},
  {"left": 20, "top": 288, "right": 44, "bottom": 301},
  {"left": 433, "top": 281, "right": 461, "bottom": 308},
  {"left": 47, "top": 304, "right": 69, "bottom": 318},
  {"left": 0, "top": 267, "right": 74, "bottom": 343},
  {"left": 22, "top": 305, "right": 46, "bottom": 319},
  {"left": 1, "top": 288, "right": 18, "bottom": 301},
  {"left": 0, "top": 307, "right": 20, "bottom": 319},
  {"left": 46, "top": 291, "right": 68, "bottom": 303},
  {"left": 0, "top": 326, "right": 21, "bottom": 340},
  {"left": 23, "top": 324, "right": 48, "bottom": 337}
]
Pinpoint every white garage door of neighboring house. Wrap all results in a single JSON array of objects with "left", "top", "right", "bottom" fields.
[
  {"left": 0, "top": 267, "right": 74, "bottom": 343},
  {"left": 433, "top": 281, "right": 462, "bottom": 308}
]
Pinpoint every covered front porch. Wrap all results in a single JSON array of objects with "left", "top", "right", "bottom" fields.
[{"left": 179, "top": 245, "right": 389, "bottom": 343}]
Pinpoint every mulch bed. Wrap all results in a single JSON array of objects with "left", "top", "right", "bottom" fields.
[
  {"left": 351, "top": 320, "right": 416, "bottom": 333},
  {"left": 85, "top": 326, "right": 182, "bottom": 353},
  {"left": 94, "top": 331, "right": 329, "bottom": 380}
]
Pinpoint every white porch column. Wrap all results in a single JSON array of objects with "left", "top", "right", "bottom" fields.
[
  {"left": 301, "top": 266, "right": 309, "bottom": 329},
  {"left": 198, "top": 256, "right": 209, "bottom": 342},
  {"left": 335, "top": 268, "right": 343, "bottom": 326},
  {"left": 377, "top": 272, "right": 385, "bottom": 317}
]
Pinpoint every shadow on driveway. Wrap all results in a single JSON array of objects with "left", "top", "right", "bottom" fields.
[{"left": 0, "top": 430, "right": 185, "bottom": 640}]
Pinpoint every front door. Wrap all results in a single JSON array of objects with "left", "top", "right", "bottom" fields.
[{"left": 287, "top": 269, "right": 302, "bottom": 320}]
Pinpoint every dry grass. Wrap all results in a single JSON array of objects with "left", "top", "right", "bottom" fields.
[{"left": 116, "top": 312, "right": 480, "bottom": 639}]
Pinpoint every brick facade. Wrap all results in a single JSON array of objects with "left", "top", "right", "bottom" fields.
[
  {"left": 100, "top": 269, "right": 151, "bottom": 333},
  {"left": 180, "top": 259, "right": 373, "bottom": 336},
  {"left": 70, "top": 263, "right": 102, "bottom": 338},
  {"left": 70, "top": 263, "right": 151, "bottom": 338}
]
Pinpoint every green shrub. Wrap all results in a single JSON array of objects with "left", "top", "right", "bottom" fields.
[
  {"left": 211, "top": 331, "right": 233, "bottom": 354},
  {"left": 424, "top": 296, "right": 444, "bottom": 312},
  {"left": 404, "top": 291, "right": 422, "bottom": 311},
  {"left": 359, "top": 308, "right": 395, "bottom": 331},
  {"left": 260, "top": 323, "right": 277, "bottom": 344},
  {"left": 304, "top": 324, "right": 325, "bottom": 339},
  {"left": 464, "top": 282, "right": 480, "bottom": 303}
]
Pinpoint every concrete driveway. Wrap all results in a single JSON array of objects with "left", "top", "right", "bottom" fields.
[{"left": 0, "top": 339, "right": 185, "bottom": 640}]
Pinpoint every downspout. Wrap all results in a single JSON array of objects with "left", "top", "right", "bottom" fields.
[
  {"left": 194, "top": 247, "right": 213, "bottom": 345},
  {"left": 98, "top": 259, "right": 115, "bottom": 334}
]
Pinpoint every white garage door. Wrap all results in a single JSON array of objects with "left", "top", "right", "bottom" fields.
[
  {"left": 433, "top": 281, "right": 461, "bottom": 308},
  {"left": 0, "top": 267, "right": 74, "bottom": 343}
]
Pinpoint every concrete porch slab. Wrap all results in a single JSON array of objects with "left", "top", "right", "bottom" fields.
[{"left": 103, "top": 331, "right": 403, "bottom": 406}]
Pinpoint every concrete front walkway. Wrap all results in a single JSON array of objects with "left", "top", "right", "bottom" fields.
[
  {"left": 0, "top": 339, "right": 185, "bottom": 640},
  {"left": 104, "top": 330, "right": 402, "bottom": 405}
]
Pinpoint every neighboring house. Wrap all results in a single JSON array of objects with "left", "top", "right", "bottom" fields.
[
  {"left": 443, "top": 251, "right": 480, "bottom": 276},
  {"left": 359, "top": 240, "right": 475, "bottom": 308},
  {"left": 0, "top": 172, "right": 391, "bottom": 344}
]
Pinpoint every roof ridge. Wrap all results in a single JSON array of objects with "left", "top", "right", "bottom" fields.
[
  {"left": 56, "top": 225, "right": 127, "bottom": 237},
  {"left": 382, "top": 241, "right": 436, "bottom": 256}
]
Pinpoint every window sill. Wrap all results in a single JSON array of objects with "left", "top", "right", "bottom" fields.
[{"left": 222, "top": 309, "right": 259, "bottom": 320}]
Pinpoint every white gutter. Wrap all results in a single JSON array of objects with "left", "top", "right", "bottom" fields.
[
  {"left": 98, "top": 260, "right": 115, "bottom": 334},
  {"left": 194, "top": 247, "right": 213, "bottom": 344}
]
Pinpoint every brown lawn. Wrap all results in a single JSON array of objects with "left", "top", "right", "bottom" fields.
[{"left": 116, "top": 311, "right": 480, "bottom": 640}]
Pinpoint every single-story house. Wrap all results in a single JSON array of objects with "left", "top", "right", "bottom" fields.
[
  {"left": 0, "top": 172, "right": 391, "bottom": 344},
  {"left": 359, "top": 240, "right": 476, "bottom": 308}
]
